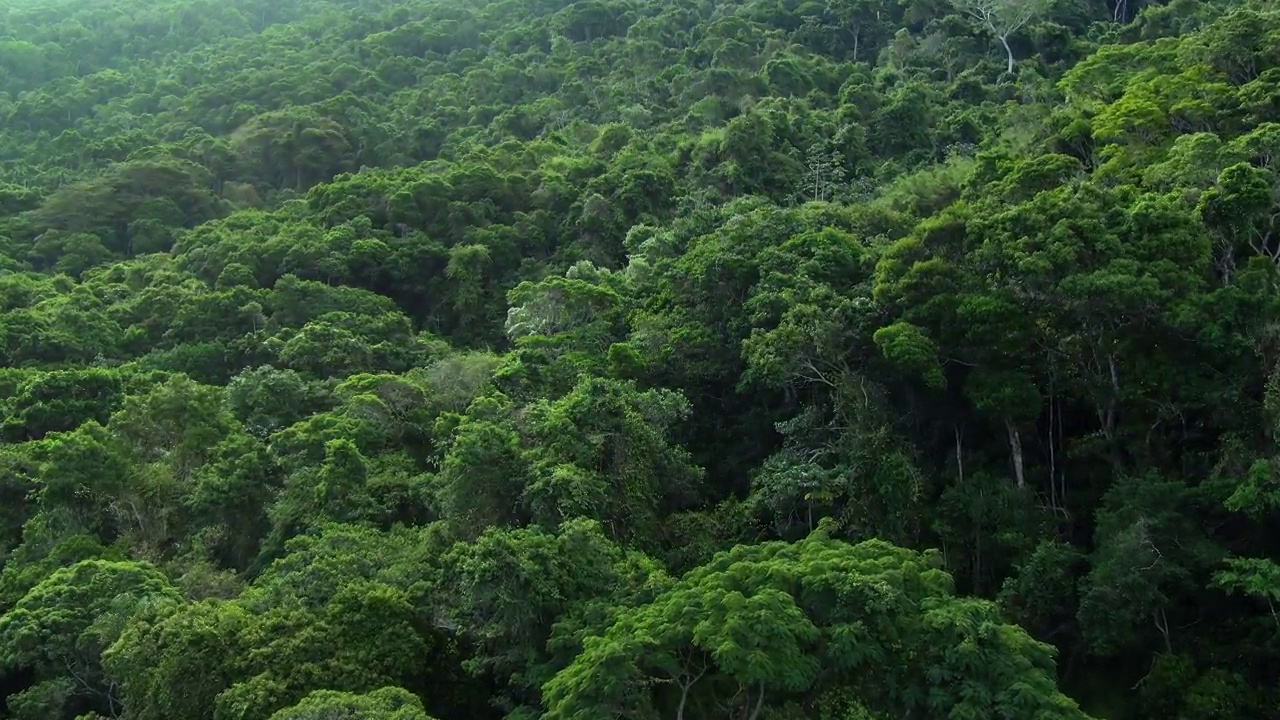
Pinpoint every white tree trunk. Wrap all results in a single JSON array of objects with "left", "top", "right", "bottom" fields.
[
  {"left": 999, "top": 34, "right": 1015, "bottom": 75},
  {"left": 1006, "top": 417, "right": 1025, "bottom": 488}
]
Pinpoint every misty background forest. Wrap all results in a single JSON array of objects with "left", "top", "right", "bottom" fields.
[{"left": 2, "top": 0, "right": 1280, "bottom": 718}]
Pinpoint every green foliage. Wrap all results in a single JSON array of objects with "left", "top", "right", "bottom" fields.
[
  {"left": 0, "top": 560, "right": 180, "bottom": 720},
  {"left": 103, "top": 598, "right": 251, "bottom": 720},
  {"left": 3, "top": 0, "right": 1280, "bottom": 719},
  {"left": 543, "top": 527, "right": 1089, "bottom": 720},
  {"left": 433, "top": 518, "right": 670, "bottom": 714},
  {"left": 269, "top": 687, "right": 438, "bottom": 720}
]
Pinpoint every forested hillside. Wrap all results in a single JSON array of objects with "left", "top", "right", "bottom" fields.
[{"left": 2, "top": 0, "right": 1279, "bottom": 718}]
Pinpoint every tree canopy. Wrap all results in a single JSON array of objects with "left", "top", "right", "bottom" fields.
[{"left": 3, "top": 0, "right": 1280, "bottom": 719}]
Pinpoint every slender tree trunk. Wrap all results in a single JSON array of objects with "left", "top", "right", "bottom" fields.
[
  {"left": 999, "top": 34, "right": 1015, "bottom": 75},
  {"left": 1057, "top": 400, "right": 1067, "bottom": 506},
  {"left": 1105, "top": 353, "right": 1120, "bottom": 440},
  {"left": 1005, "top": 417, "right": 1025, "bottom": 488},
  {"left": 747, "top": 683, "right": 766, "bottom": 720},
  {"left": 1048, "top": 388, "right": 1056, "bottom": 488},
  {"left": 1154, "top": 608, "right": 1172, "bottom": 652},
  {"left": 675, "top": 666, "right": 706, "bottom": 720}
]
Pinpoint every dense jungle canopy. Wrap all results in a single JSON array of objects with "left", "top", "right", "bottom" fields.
[{"left": 2, "top": 0, "right": 1280, "bottom": 718}]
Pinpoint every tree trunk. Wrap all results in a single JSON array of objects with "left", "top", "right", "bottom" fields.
[
  {"left": 747, "top": 683, "right": 766, "bottom": 720},
  {"left": 1047, "top": 389, "right": 1056, "bottom": 501},
  {"left": 675, "top": 666, "right": 706, "bottom": 720},
  {"left": 1005, "top": 417, "right": 1025, "bottom": 488},
  {"left": 1154, "top": 608, "right": 1172, "bottom": 652},
  {"left": 1105, "top": 353, "right": 1120, "bottom": 440},
  {"left": 999, "top": 34, "right": 1015, "bottom": 75}
]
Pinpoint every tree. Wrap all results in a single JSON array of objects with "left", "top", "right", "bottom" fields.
[
  {"left": 431, "top": 394, "right": 530, "bottom": 539},
  {"left": 102, "top": 598, "right": 251, "bottom": 720},
  {"left": 949, "top": 0, "right": 1053, "bottom": 75},
  {"left": 26, "top": 159, "right": 227, "bottom": 257},
  {"left": 801, "top": 139, "right": 847, "bottom": 203},
  {"left": 212, "top": 582, "right": 433, "bottom": 720},
  {"left": 231, "top": 108, "right": 352, "bottom": 191},
  {"left": 543, "top": 525, "right": 1092, "bottom": 720},
  {"left": 0, "top": 560, "right": 180, "bottom": 720},
  {"left": 434, "top": 518, "right": 669, "bottom": 715},
  {"left": 521, "top": 376, "right": 703, "bottom": 549},
  {"left": 225, "top": 365, "right": 329, "bottom": 438},
  {"left": 0, "top": 369, "right": 123, "bottom": 442},
  {"left": 268, "top": 687, "right": 438, "bottom": 720},
  {"left": 1077, "top": 474, "right": 1219, "bottom": 656}
]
